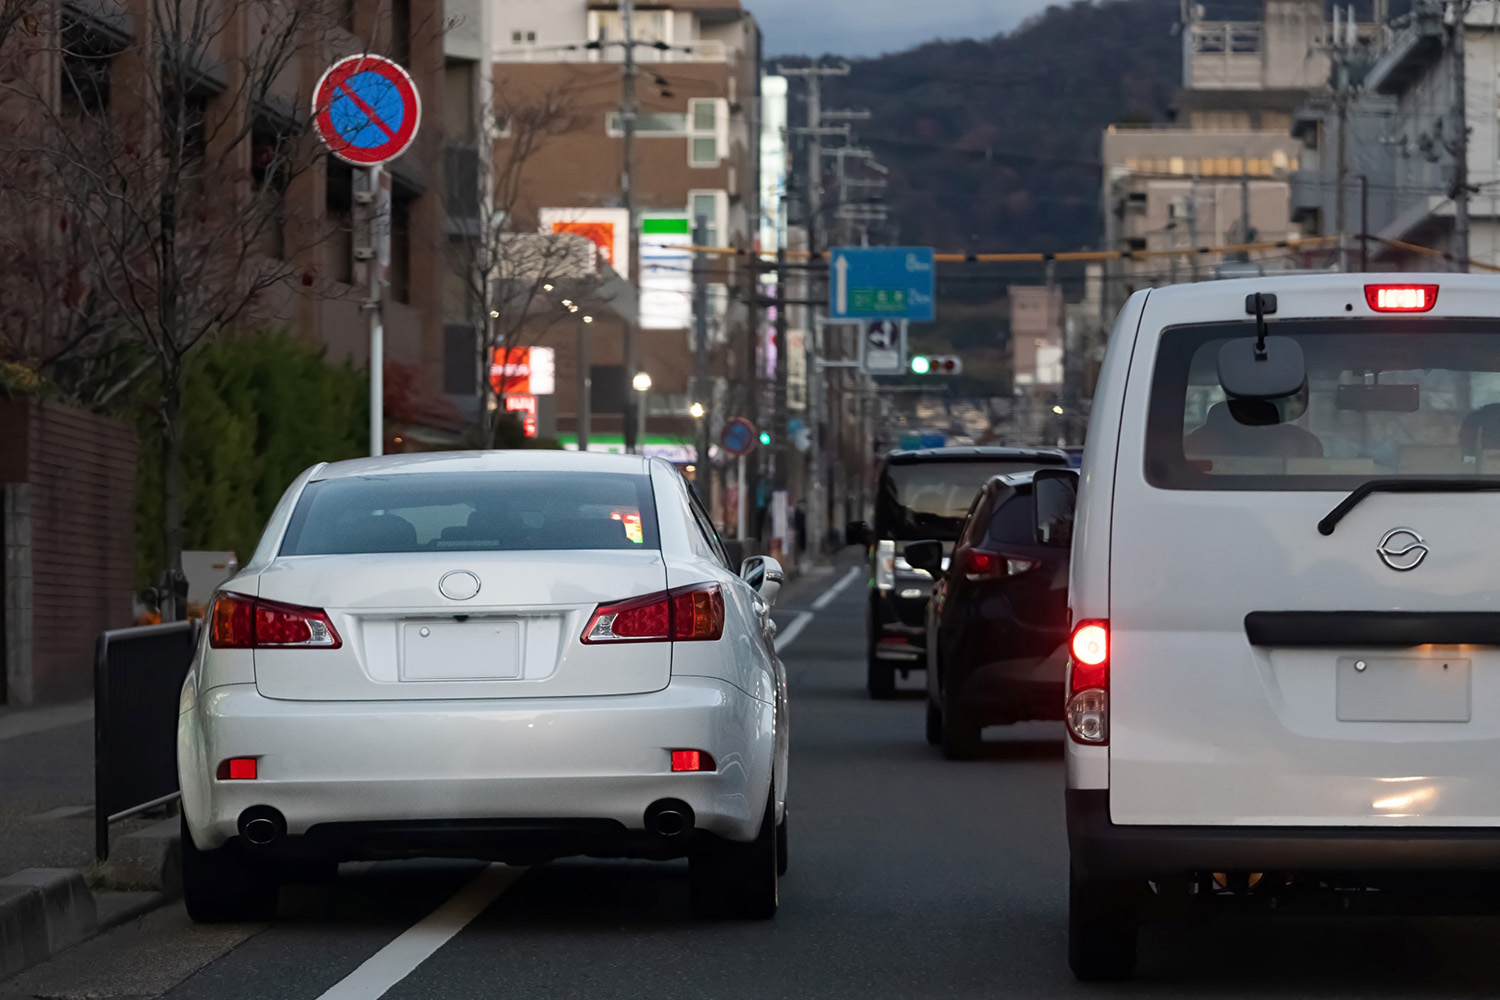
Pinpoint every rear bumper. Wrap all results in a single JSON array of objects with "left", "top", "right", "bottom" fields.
[
  {"left": 872, "top": 587, "right": 928, "bottom": 661},
  {"left": 1068, "top": 790, "right": 1500, "bottom": 878},
  {"left": 956, "top": 649, "right": 1066, "bottom": 722},
  {"left": 179, "top": 677, "right": 774, "bottom": 853}
]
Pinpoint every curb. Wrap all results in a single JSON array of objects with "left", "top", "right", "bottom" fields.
[{"left": 0, "top": 823, "right": 179, "bottom": 981}]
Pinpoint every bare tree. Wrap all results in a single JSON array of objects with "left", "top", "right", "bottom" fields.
[
  {"left": 0, "top": 0, "right": 346, "bottom": 613},
  {"left": 447, "top": 83, "right": 609, "bottom": 445}
]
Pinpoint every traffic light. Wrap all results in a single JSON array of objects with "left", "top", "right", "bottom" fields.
[
  {"left": 909, "top": 355, "right": 962, "bottom": 375},
  {"left": 758, "top": 431, "right": 772, "bottom": 446}
]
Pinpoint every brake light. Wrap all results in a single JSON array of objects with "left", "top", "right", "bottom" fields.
[
  {"left": 582, "top": 584, "right": 725, "bottom": 644},
  {"left": 956, "top": 547, "right": 1040, "bottom": 581},
  {"left": 209, "top": 592, "right": 342, "bottom": 649},
  {"left": 1067, "top": 619, "right": 1109, "bottom": 745},
  {"left": 1365, "top": 284, "right": 1438, "bottom": 313}
]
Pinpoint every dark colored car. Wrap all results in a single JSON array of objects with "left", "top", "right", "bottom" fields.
[
  {"left": 905, "top": 468, "right": 1079, "bottom": 760},
  {"left": 846, "top": 447, "right": 1070, "bottom": 700}
]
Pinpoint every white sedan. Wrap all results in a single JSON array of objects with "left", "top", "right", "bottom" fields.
[{"left": 177, "top": 451, "right": 788, "bottom": 921}]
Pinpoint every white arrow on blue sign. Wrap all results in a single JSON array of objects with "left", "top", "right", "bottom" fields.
[{"left": 829, "top": 246, "right": 936, "bottom": 323}]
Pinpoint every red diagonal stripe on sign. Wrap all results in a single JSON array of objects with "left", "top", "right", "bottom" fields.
[{"left": 334, "top": 78, "right": 397, "bottom": 142}]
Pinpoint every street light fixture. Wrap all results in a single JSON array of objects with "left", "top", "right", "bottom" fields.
[
  {"left": 543, "top": 283, "right": 554, "bottom": 292},
  {"left": 689, "top": 402, "right": 705, "bottom": 419},
  {"left": 1052, "top": 405, "right": 1065, "bottom": 415},
  {"left": 583, "top": 315, "right": 594, "bottom": 324},
  {"left": 632, "top": 372, "right": 652, "bottom": 392},
  {"left": 561, "top": 299, "right": 573, "bottom": 307}
]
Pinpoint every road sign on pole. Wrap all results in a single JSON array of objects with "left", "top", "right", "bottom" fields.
[
  {"left": 829, "top": 246, "right": 936, "bottom": 322},
  {"left": 313, "top": 55, "right": 422, "bottom": 166},
  {"left": 860, "top": 318, "right": 907, "bottom": 375},
  {"left": 721, "top": 417, "right": 758, "bottom": 457}
]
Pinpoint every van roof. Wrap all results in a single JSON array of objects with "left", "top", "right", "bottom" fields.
[
  {"left": 1135, "top": 272, "right": 1500, "bottom": 327},
  {"left": 884, "top": 446, "right": 1069, "bottom": 465}
]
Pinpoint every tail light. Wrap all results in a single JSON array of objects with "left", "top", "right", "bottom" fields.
[
  {"left": 583, "top": 584, "right": 725, "bottom": 644},
  {"left": 955, "top": 547, "right": 1040, "bottom": 581},
  {"left": 215, "top": 757, "right": 259, "bottom": 780},
  {"left": 876, "top": 539, "right": 896, "bottom": 591},
  {"left": 1365, "top": 284, "right": 1438, "bottom": 313},
  {"left": 671, "top": 749, "right": 717, "bottom": 772},
  {"left": 1067, "top": 619, "right": 1109, "bottom": 745},
  {"left": 209, "top": 593, "right": 341, "bottom": 649}
]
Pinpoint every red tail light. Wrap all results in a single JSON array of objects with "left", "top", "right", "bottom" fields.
[
  {"left": 215, "top": 757, "right": 258, "bottom": 780},
  {"left": 956, "top": 547, "right": 1041, "bottom": 581},
  {"left": 1067, "top": 619, "right": 1109, "bottom": 745},
  {"left": 671, "top": 749, "right": 717, "bottom": 772},
  {"left": 1365, "top": 284, "right": 1438, "bottom": 313},
  {"left": 209, "top": 593, "right": 342, "bottom": 649},
  {"left": 582, "top": 584, "right": 725, "bottom": 644}
]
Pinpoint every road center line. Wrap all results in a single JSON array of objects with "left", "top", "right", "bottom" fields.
[
  {"left": 775, "top": 611, "right": 815, "bottom": 653},
  {"left": 315, "top": 865, "right": 520, "bottom": 1000},
  {"left": 811, "top": 566, "right": 862, "bottom": 611}
]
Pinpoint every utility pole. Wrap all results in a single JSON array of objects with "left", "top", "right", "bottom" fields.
[
  {"left": 1331, "top": 4, "right": 1357, "bottom": 271},
  {"left": 774, "top": 245, "right": 790, "bottom": 496},
  {"left": 1187, "top": 185, "right": 1199, "bottom": 281},
  {"left": 620, "top": 0, "right": 642, "bottom": 449},
  {"left": 692, "top": 215, "right": 710, "bottom": 485},
  {"left": 1448, "top": 0, "right": 1471, "bottom": 271},
  {"left": 576, "top": 316, "right": 591, "bottom": 452}
]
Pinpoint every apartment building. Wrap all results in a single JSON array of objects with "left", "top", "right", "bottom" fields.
[{"left": 486, "top": 0, "right": 762, "bottom": 470}]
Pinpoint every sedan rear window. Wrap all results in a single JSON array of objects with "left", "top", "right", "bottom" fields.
[
  {"left": 1146, "top": 319, "right": 1500, "bottom": 490},
  {"left": 279, "top": 472, "right": 660, "bottom": 555}
]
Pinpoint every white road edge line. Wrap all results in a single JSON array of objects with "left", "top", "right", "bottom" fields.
[
  {"left": 811, "top": 566, "right": 862, "bottom": 611},
  {"left": 315, "top": 864, "right": 520, "bottom": 1000},
  {"left": 774, "top": 611, "right": 815, "bottom": 653}
]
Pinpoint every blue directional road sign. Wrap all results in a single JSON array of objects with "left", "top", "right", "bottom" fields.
[{"left": 829, "top": 246, "right": 936, "bottom": 323}]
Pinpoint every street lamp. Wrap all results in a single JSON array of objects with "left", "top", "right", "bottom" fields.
[
  {"left": 689, "top": 401, "right": 705, "bottom": 419},
  {"left": 632, "top": 372, "right": 652, "bottom": 450},
  {"left": 582, "top": 315, "right": 594, "bottom": 324},
  {"left": 632, "top": 371, "right": 653, "bottom": 392},
  {"left": 1052, "top": 405, "right": 1064, "bottom": 415}
]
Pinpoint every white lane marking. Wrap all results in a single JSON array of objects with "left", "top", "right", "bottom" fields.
[
  {"left": 774, "top": 612, "right": 815, "bottom": 653},
  {"left": 0, "top": 700, "right": 92, "bottom": 741},
  {"left": 811, "top": 566, "right": 861, "bottom": 611},
  {"left": 315, "top": 865, "right": 520, "bottom": 1000}
]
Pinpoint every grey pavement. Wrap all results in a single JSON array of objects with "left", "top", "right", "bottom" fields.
[
  {"left": 5, "top": 552, "right": 1500, "bottom": 998},
  {"left": 0, "top": 706, "right": 98, "bottom": 879}
]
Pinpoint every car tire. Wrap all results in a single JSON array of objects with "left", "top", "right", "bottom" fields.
[
  {"left": 940, "top": 676, "right": 982, "bottom": 761},
  {"left": 867, "top": 649, "right": 896, "bottom": 700},
  {"left": 925, "top": 697, "right": 942, "bottom": 745},
  {"left": 776, "top": 808, "right": 788, "bottom": 876},
  {"left": 690, "top": 784, "right": 778, "bottom": 920},
  {"left": 1067, "top": 864, "right": 1139, "bottom": 982},
  {"left": 180, "top": 815, "right": 278, "bottom": 923}
]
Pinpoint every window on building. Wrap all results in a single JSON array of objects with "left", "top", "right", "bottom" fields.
[
  {"left": 688, "top": 98, "right": 722, "bottom": 167},
  {"left": 325, "top": 159, "right": 354, "bottom": 284},
  {"left": 510, "top": 30, "right": 536, "bottom": 44},
  {"left": 251, "top": 120, "right": 289, "bottom": 259},
  {"left": 391, "top": 0, "right": 411, "bottom": 67},
  {"left": 591, "top": 365, "right": 625, "bottom": 414},
  {"left": 444, "top": 324, "right": 476, "bottom": 394},
  {"left": 337, "top": 0, "right": 354, "bottom": 32},
  {"left": 691, "top": 191, "right": 719, "bottom": 246},
  {"left": 606, "top": 111, "right": 688, "bottom": 136},
  {"left": 391, "top": 189, "right": 412, "bottom": 304},
  {"left": 58, "top": 17, "right": 113, "bottom": 116}
]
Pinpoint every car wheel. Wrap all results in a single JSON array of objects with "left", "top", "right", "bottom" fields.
[
  {"left": 925, "top": 697, "right": 942, "bottom": 745},
  {"left": 776, "top": 808, "right": 788, "bottom": 877},
  {"left": 866, "top": 648, "right": 896, "bottom": 700},
  {"left": 940, "top": 676, "right": 982, "bottom": 761},
  {"left": 690, "top": 784, "right": 778, "bottom": 920},
  {"left": 180, "top": 815, "right": 278, "bottom": 923},
  {"left": 1067, "top": 864, "right": 1139, "bottom": 982}
]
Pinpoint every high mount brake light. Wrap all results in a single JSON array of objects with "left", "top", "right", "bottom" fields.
[
  {"left": 209, "top": 593, "right": 342, "bottom": 649},
  {"left": 582, "top": 584, "right": 725, "bottom": 644},
  {"left": 1365, "top": 284, "right": 1438, "bottom": 313},
  {"left": 1067, "top": 620, "right": 1109, "bottom": 745}
]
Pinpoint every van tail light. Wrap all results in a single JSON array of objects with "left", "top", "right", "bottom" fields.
[
  {"left": 583, "top": 584, "right": 725, "bottom": 644},
  {"left": 876, "top": 539, "right": 896, "bottom": 591},
  {"left": 956, "top": 547, "right": 1040, "bottom": 581},
  {"left": 1067, "top": 619, "right": 1109, "bottom": 745},
  {"left": 1365, "top": 284, "right": 1438, "bottom": 313},
  {"left": 209, "top": 593, "right": 342, "bottom": 649}
]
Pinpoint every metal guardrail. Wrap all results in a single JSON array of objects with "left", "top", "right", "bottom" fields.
[{"left": 94, "top": 620, "right": 199, "bottom": 861}]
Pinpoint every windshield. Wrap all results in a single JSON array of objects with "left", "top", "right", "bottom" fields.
[
  {"left": 878, "top": 460, "right": 1056, "bottom": 539},
  {"left": 280, "top": 472, "right": 660, "bottom": 554},
  {"left": 1146, "top": 319, "right": 1500, "bottom": 490}
]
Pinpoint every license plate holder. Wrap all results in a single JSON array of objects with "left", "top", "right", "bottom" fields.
[
  {"left": 400, "top": 621, "right": 522, "bottom": 681},
  {"left": 1336, "top": 656, "right": 1471, "bottom": 723}
]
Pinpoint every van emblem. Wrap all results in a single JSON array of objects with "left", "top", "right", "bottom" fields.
[
  {"left": 438, "top": 570, "right": 482, "bottom": 601},
  {"left": 1376, "top": 528, "right": 1428, "bottom": 572}
]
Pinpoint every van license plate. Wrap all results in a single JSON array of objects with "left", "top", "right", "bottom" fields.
[
  {"left": 1336, "top": 656, "right": 1470, "bottom": 723},
  {"left": 400, "top": 621, "right": 522, "bottom": 681}
]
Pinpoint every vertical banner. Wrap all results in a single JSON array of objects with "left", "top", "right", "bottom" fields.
[
  {"left": 787, "top": 329, "right": 807, "bottom": 411},
  {"left": 640, "top": 215, "right": 693, "bottom": 330}
]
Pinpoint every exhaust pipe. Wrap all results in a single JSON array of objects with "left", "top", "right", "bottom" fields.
[
  {"left": 644, "top": 799, "right": 695, "bottom": 839},
  {"left": 237, "top": 806, "right": 287, "bottom": 847}
]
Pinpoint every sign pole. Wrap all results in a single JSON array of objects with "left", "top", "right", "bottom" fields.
[
  {"left": 367, "top": 164, "right": 384, "bottom": 456},
  {"left": 737, "top": 455, "right": 746, "bottom": 539}
]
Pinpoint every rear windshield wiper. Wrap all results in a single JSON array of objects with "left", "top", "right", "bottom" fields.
[{"left": 1319, "top": 478, "right": 1500, "bottom": 535}]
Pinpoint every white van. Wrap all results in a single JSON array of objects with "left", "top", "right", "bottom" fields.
[{"left": 1063, "top": 274, "right": 1500, "bottom": 980}]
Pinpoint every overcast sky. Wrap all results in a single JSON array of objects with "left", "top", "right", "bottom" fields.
[{"left": 752, "top": 0, "right": 1059, "bottom": 58}]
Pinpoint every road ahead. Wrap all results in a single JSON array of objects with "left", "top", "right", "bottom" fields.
[{"left": 5, "top": 561, "right": 1500, "bottom": 999}]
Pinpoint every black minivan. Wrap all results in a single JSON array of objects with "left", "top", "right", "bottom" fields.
[{"left": 846, "top": 446, "right": 1070, "bottom": 699}]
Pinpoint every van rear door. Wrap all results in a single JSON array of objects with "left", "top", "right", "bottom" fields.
[{"left": 1109, "top": 290, "right": 1500, "bottom": 827}]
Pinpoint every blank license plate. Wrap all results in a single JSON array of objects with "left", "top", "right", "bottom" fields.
[
  {"left": 400, "top": 621, "right": 521, "bottom": 681},
  {"left": 1336, "top": 656, "right": 1471, "bottom": 723}
]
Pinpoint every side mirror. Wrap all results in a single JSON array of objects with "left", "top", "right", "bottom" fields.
[
  {"left": 1033, "top": 469, "right": 1079, "bottom": 547},
  {"left": 740, "top": 555, "right": 785, "bottom": 606},
  {"left": 844, "top": 520, "right": 870, "bottom": 547},
  {"left": 904, "top": 539, "right": 944, "bottom": 578}
]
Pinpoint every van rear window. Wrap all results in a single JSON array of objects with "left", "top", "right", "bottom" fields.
[{"left": 1146, "top": 319, "right": 1500, "bottom": 490}]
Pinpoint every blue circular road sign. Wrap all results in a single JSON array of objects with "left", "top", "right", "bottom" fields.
[{"left": 313, "top": 55, "right": 422, "bottom": 166}]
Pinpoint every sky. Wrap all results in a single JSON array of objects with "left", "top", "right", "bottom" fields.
[{"left": 752, "top": 0, "right": 1058, "bottom": 58}]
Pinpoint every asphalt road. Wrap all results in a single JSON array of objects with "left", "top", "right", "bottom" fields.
[{"left": 6, "top": 561, "right": 1500, "bottom": 999}]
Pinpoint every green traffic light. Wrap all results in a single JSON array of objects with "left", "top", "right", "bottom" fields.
[
  {"left": 758, "top": 432, "right": 772, "bottom": 445},
  {"left": 910, "top": 356, "right": 931, "bottom": 375}
]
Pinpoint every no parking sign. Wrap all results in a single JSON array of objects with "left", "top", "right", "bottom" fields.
[{"left": 313, "top": 55, "right": 422, "bottom": 166}]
